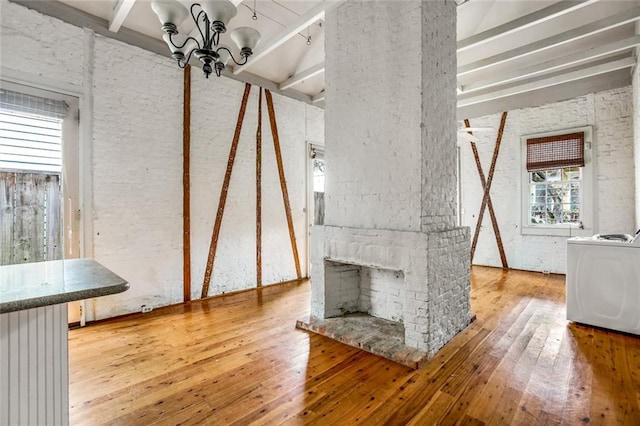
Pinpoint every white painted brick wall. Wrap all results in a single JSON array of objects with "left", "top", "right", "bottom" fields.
[
  {"left": 305, "top": 104, "right": 324, "bottom": 145},
  {"left": 424, "top": 228, "right": 470, "bottom": 355},
  {"left": 359, "top": 268, "right": 404, "bottom": 323},
  {"left": 91, "top": 35, "right": 184, "bottom": 319},
  {"left": 420, "top": 0, "right": 458, "bottom": 233},
  {"left": 0, "top": 0, "right": 84, "bottom": 89},
  {"left": 595, "top": 88, "right": 636, "bottom": 234},
  {"left": 2, "top": 1, "right": 324, "bottom": 320},
  {"left": 190, "top": 82, "right": 314, "bottom": 296},
  {"left": 324, "top": 1, "right": 423, "bottom": 231},
  {"left": 461, "top": 87, "right": 636, "bottom": 274}
]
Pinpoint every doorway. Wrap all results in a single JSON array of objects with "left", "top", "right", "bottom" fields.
[
  {"left": 0, "top": 81, "right": 81, "bottom": 323},
  {"left": 306, "top": 144, "right": 324, "bottom": 274}
]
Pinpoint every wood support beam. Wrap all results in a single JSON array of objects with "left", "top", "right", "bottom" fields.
[
  {"left": 468, "top": 113, "right": 508, "bottom": 268},
  {"left": 183, "top": 65, "right": 191, "bottom": 302},
  {"left": 457, "top": 0, "right": 598, "bottom": 52},
  {"left": 201, "top": 84, "right": 252, "bottom": 298},
  {"left": 108, "top": 0, "right": 136, "bottom": 33},
  {"left": 457, "top": 6, "right": 640, "bottom": 77},
  {"left": 264, "top": 90, "right": 302, "bottom": 279},
  {"left": 233, "top": 1, "right": 342, "bottom": 75},
  {"left": 279, "top": 62, "right": 325, "bottom": 91},
  {"left": 256, "top": 88, "right": 263, "bottom": 287}
]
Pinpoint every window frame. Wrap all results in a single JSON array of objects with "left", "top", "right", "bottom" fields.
[{"left": 520, "top": 126, "right": 595, "bottom": 237}]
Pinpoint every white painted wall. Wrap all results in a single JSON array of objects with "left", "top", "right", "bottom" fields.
[
  {"left": 461, "top": 86, "right": 636, "bottom": 274},
  {"left": 0, "top": 1, "right": 84, "bottom": 90},
  {"left": 190, "top": 83, "right": 317, "bottom": 296},
  {"left": 90, "top": 35, "right": 184, "bottom": 319},
  {"left": 1, "top": 0, "right": 324, "bottom": 320},
  {"left": 324, "top": 1, "right": 423, "bottom": 232}
]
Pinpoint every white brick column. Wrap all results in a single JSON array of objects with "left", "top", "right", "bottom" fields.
[{"left": 314, "top": 0, "right": 471, "bottom": 356}]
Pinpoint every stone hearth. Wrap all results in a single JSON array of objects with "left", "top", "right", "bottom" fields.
[{"left": 296, "top": 314, "right": 428, "bottom": 369}]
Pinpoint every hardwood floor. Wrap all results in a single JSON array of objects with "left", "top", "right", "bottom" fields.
[{"left": 68, "top": 267, "right": 640, "bottom": 425}]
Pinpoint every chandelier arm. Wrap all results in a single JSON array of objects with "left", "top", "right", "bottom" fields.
[
  {"left": 204, "top": 15, "right": 213, "bottom": 49},
  {"left": 217, "top": 46, "right": 248, "bottom": 66},
  {"left": 212, "top": 31, "right": 221, "bottom": 49},
  {"left": 169, "top": 33, "right": 201, "bottom": 51},
  {"left": 177, "top": 47, "right": 197, "bottom": 69},
  {"left": 190, "top": 4, "right": 207, "bottom": 44}
]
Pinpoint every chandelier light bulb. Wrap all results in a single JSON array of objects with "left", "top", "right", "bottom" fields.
[
  {"left": 200, "top": 0, "right": 237, "bottom": 30},
  {"left": 230, "top": 27, "right": 261, "bottom": 55},
  {"left": 151, "top": 0, "right": 189, "bottom": 34}
]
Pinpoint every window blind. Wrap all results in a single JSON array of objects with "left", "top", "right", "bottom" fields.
[
  {"left": 526, "top": 132, "right": 584, "bottom": 172},
  {"left": 0, "top": 88, "right": 66, "bottom": 173},
  {"left": 0, "top": 89, "right": 68, "bottom": 120}
]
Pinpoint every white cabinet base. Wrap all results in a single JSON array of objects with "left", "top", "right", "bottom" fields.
[{"left": 0, "top": 304, "right": 69, "bottom": 425}]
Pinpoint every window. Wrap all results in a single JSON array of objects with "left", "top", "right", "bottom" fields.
[
  {"left": 528, "top": 167, "right": 581, "bottom": 225},
  {"left": 0, "top": 81, "right": 81, "bottom": 261},
  {"left": 521, "top": 126, "right": 593, "bottom": 236}
]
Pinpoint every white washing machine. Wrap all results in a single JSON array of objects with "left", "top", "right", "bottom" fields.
[{"left": 566, "top": 232, "right": 640, "bottom": 335}]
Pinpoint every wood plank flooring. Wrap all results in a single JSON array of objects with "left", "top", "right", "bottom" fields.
[{"left": 68, "top": 267, "right": 640, "bottom": 425}]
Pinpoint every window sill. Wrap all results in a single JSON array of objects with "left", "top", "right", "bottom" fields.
[{"left": 521, "top": 226, "right": 593, "bottom": 237}]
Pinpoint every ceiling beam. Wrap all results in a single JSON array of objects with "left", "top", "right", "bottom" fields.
[
  {"left": 108, "top": 0, "right": 136, "bottom": 33},
  {"left": 233, "top": 1, "right": 342, "bottom": 75},
  {"left": 311, "top": 91, "right": 325, "bottom": 103},
  {"left": 458, "top": 57, "right": 635, "bottom": 107},
  {"left": 279, "top": 62, "right": 325, "bottom": 90},
  {"left": 457, "top": 0, "right": 598, "bottom": 52},
  {"left": 458, "top": 6, "right": 640, "bottom": 77},
  {"left": 461, "top": 35, "right": 640, "bottom": 94},
  {"left": 8, "top": 0, "right": 315, "bottom": 106}
]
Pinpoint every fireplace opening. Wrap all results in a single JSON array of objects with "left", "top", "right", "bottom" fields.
[{"left": 324, "top": 260, "right": 405, "bottom": 323}]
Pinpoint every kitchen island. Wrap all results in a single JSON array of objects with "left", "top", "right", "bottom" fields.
[{"left": 0, "top": 258, "right": 128, "bottom": 425}]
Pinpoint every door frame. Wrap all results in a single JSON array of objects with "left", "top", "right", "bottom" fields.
[
  {"left": 0, "top": 75, "right": 86, "bottom": 325},
  {"left": 306, "top": 142, "right": 324, "bottom": 276}
]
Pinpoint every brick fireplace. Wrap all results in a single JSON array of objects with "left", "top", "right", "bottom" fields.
[{"left": 296, "top": 0, "right": 472, "bottom": 368}]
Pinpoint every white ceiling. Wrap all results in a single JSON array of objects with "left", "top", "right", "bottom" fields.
[{"left": 10, "top": 0, "right": 640, "bottom": 117}]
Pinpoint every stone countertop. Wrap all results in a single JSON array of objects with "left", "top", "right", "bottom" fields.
[{"left": 0, "top": 259, "right": 129, "bottom": 314}]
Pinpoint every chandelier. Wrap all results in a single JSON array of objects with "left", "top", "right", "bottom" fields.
[{"left": 151, "top": 0, "right": 261, "bottom": 78}]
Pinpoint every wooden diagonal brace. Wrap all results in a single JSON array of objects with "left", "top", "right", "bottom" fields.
[
  {"left": 183, "top": 65, "right": 191, "bottom": 302},
  {"left": 468, "top": 112, "right": 509, "bottom": 268},
  {"left": 264, "top": 90, "right": 302, "bottom": 279},
  {"left": 201, "top": 83, "right": 252, "bottom": 298},
  {"left": 256, "top": 88, "right": 263, "bottom": 287}
]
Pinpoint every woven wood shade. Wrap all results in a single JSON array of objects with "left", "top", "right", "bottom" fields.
[{"left": 526, "top": 132, "right": 584, "bottom": 171}]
